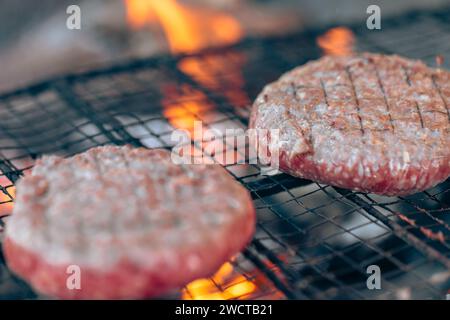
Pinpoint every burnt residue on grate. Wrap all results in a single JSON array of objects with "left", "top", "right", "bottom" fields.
[{"left": 0, "top": 7, "right": 450, "bottom": 300}]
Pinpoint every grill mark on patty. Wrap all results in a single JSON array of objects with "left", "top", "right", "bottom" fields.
[
  {"left": 319, "top": 79, "right": 329, "bottom": 106},
  {"left": 431, "top": 74, "right": 450, "bottom": 124},
  {"left": 370, "top": 58, "right": 395, "bottom": 132},
  {"left": 119, "top": 147, "right": 152, "bottom": 229},
  {"left": 90, "top": 148, "right": 119, "bottom": 246},
  {"left": 401, "top": 65, "right": 425, "bottom": 129},
  {"left": 290, "top": 81, "right": 313, "bottom": 150},
  {"left": 39, "top": 174, "right": 53, "bottom": 254},
  {"left": 166, "top": 165, "right": 181, "bottom": 229},
  {"left": 65, "top": 154, "right": 87, "bottom": 256},
  {"left": 344, "top": 66, "right": 365, "bottom": 136},
  {"left": 45, "top": 158, "right": 79, "bottom": 253}
]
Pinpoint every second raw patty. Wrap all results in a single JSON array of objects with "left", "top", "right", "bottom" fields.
[{"left": 249, "top": 53, "right": 450, "bottom": 195}]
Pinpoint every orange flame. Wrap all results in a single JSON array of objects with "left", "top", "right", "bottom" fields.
[
  {"left": 125, "top": 0, "right": 242, "bottom": 53},
  {"left": 317, "top": 27, "right": 355, "bottom": 56},
  {"left": 161, "top": 84, "right": 210, "bottom": 136},
  {"left": 124, "top": 0, "right": 156, "bottom": 29},
  {"left": 125, "top": 0, "right": 248, "bottom": 134}
]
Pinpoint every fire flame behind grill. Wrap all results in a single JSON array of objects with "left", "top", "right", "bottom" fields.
[
  {"left": 317, "top": 26, "right": 355, "bottom": 56},
  {"left": 125, "top": 0, "right": 242, "bottom": 52},
  {"left": 125, "top": 0, "right": 249, "bottom": 135}
]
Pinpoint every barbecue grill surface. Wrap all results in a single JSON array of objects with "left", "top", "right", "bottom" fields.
[{"left": 0, "top": 7, "right": 449, "bottom": 300}]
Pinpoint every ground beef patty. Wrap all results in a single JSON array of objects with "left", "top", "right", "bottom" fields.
[
  {"left": 250, "top": 53, "right": 450, "bottom": 195},
  {"left": 3, "top": 146, "right": 255, "bottom": 299}
]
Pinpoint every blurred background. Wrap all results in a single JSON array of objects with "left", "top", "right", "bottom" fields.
[
  {"left": 0, "top": 0, "right": 448, "bottom": 93},
  {"left": 1, "top": 0, "right": 449, "bottom": 300}
]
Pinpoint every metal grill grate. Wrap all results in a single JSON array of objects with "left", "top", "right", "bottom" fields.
[{"left": 1, "top": 7, "right": 450, "bottom": 300}]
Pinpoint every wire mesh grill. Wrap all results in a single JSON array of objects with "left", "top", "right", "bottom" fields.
[{"left": 1, "top": 7, "right": 450, "bottom": 300}]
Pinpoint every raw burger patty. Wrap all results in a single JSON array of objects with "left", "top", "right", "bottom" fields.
[
  {"left": 250, "top": 53, "right": 450, "bottom": 195},
  {"left": 3, "top": 146, "right": 255, "bottom": 299}
]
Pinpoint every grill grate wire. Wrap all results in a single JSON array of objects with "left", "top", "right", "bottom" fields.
[{"left": 0, "top": 7, "right": 449, "bottom": 299}]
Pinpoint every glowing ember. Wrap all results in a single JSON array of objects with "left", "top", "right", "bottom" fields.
[
  {"left": 317, "top": 27, "right": 355, "bottom": 56},
  {"left": 182, "top": 262, "right": 256, "bottom": 300},
  {"left": 0, "top": 181, "right": 15, "bottom": 217}
]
